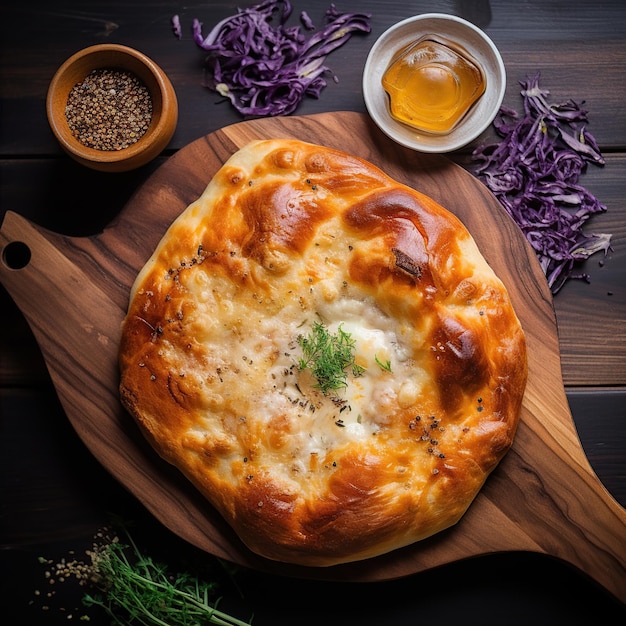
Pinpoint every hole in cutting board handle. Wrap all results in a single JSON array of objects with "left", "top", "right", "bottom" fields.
[{"left": 2, "top": 241, "right": 31, "bottom": 270}]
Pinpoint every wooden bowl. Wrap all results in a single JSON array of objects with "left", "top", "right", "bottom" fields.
[{"left": 46, "top": 44, "right": 178, "bottom": 172}]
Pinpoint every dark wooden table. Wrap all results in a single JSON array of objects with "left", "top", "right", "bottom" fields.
[{"left": 1, "top": 1, "right": 625, "bottom": 623}]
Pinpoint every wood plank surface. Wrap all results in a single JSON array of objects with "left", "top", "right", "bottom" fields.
[
  {"left": 2, "top": 2, "right": 626, "bottom": 154},
  {"left": 1, "top": 112, "right": 624, "bottom": 600},
  {"left": 1, "top": 1, "right": 625, "bottom": 622}
]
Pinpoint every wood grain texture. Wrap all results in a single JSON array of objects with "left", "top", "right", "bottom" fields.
[{"left": 0, "top": 112, "right": 624, "bottom": 599}]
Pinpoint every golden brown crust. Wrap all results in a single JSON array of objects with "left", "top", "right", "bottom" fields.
[{"left": 119, "top": 139, "right": 527, "bottom": 566}]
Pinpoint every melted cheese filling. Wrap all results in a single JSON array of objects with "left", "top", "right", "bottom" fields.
[{"left": 162, "top": 219, "right": 433, "bottom": 473}]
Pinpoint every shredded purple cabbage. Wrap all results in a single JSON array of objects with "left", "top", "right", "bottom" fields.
[
  {"left": 171, "top": 14, "right": 182, "bottom": 40},
  {"left": 472, "top": 73, "right": 611, "bottom": 294},
  {"left": 189, "top": 0, "right": 371, "bottom": 117}
]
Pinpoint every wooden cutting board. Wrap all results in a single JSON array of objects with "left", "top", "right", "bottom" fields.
[{"left": 1, "top": 112, "right": 624, "bottom": 600}]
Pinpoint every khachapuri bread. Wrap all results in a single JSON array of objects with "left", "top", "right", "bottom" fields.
[{"left": 119, "top": 139, "right": 527, "bottom": 566}]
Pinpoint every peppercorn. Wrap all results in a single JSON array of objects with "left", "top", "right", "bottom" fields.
[{"left": 65, "top": 68, "right": 153, "bottom": 151}]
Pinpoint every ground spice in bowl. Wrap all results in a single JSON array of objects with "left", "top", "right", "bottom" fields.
[
  {"left": 65, "top": 68, "right": 153, "bottom": 151},
  {"left": 47, "top": 43, "right": 178, "bottom": 171}
]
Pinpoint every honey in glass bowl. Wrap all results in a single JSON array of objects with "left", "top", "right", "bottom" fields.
[{"left": 381, "top": 37, "right": 485, "bottom": 135}]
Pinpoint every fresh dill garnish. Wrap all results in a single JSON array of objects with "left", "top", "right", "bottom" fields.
[
  {"left": 375, "top": 354, "right": 392, "bottom": 372},
  {"left": 297, "top": 321, "right": 365, "bottom": 395},
  {"left": 81, "top": 525, "right": 252, "bottom": 626}
]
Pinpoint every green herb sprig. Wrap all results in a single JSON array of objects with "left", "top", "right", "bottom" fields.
[
  {"left": 375, "top": 354, "right": 392, "bottom": 372},
  {"left": 82, "top": 527, "right": 252, "bottom": 626},
  {"left": 297, "top": 321, "right": 365, "bottom": 395}
]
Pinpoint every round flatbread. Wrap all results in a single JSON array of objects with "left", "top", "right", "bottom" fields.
[{"left": 119, "top": 139, "right": 527, "bottom": 566}]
